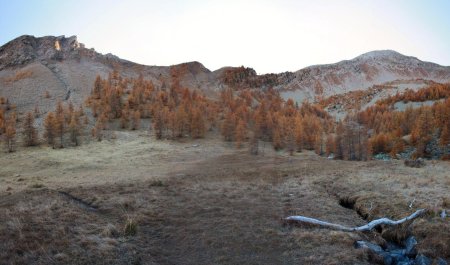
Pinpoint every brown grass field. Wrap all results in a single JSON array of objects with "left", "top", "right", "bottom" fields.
[{"left": 0, "top": 131, "right": 449, "bottom": 264}]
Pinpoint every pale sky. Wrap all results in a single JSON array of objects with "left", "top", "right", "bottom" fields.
[{"left": 1, "top": 0, "right": 449, "bottom": 74}]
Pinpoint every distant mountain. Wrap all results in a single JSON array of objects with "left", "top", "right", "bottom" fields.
[
  {"left": 1, "top": 35, "right": 450, "bottom": 116},
  {"left": 278, "top": 50, "right": 450, "bottom": 103}
]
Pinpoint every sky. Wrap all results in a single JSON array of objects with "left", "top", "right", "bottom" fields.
[{"left": 1, "top": 0, "right": 449, "bottom": 74}]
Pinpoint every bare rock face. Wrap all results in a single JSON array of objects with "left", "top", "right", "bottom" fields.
[
  {"left": 0, "top": 35, "right": 83, "bottom": 70},
  {"left": 0, "top": 35, "right": 138, "bottom": 73}
]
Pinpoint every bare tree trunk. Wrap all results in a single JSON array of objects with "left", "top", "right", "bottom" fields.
[{"left": 286, "top": 209, "right": 426, "bottom": 232}]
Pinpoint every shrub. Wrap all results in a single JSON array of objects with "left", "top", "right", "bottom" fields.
[{"left": 404, "top": 158, "right": 426, "bottom": 168}]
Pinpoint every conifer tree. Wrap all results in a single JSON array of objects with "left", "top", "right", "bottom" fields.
[
  {"left": 23, "top": 112, "right": 38, "bottom": 146},
  {"left": 221, "top": 112, "right": 236, "bottom": 141},
  {"left": 235, "top": 119, "right": 247, "bottom": 148},
  {"left": 294, "top": 117, "right": 303, "bottom": 152},
  {"left": 176, "top": 107, "right": 188, "bottom": 137},
  {"left": 249, "top": 132, "right": 259, "bottom": 155},
  {"left": 92, "top": 118, "right": 104, "bottom": 141},
  {"left": 93, "top": 75, "right": 103, "bottom": 99},
  {"left": 440, "top": 123, "right": 450, "bottom": 147},
  {"left": 120, "top": 108, "right": 130, "bottom": 129},
  {"left": 325, "top": 135, "right": 335, "bottom": 157},
  {"left": 55, "top": 110, "right": 65, "bottom": 148},
  {"left": 4, "top": 115, "right": 16, "bottom": 152},
  {"left": 191, "top": 108, "right": 205, "bottom": 138},
  {"left": 131, "top": 110, "right": 141, "bottom": 130},
  {"left": 44, "top": 112, "right": 57, "bottom": 148},
  {"left": 411, "top": 109, "right": 433, "bottom": 158},
  {"left": 153, "top": 109, "right": 164, "bottom": 139},
  {"left": 0, "top": 109, "right": 4, "bottom": 134},
  {"left": 272, "top": 128, "right": 282, "bottom": 150},
  {"left": 68, "top": 113, "right": 81, "bottom": 146}
]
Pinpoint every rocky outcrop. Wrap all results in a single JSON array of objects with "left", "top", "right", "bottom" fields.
[
  {"left": 0, "top": 35, "right": 81, "bottom": 70},
  {"left": 0, "top": 35, "right": 140, "bottom": 72}
]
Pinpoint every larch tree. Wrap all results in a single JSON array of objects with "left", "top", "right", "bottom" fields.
[
  {"left": 440, "top": 123, "right": 450, "bottom": 147},
  {"left": 221, "top": 112, "right": 236, "bottom": 141},
  {"left": 235, "top": 119, "right": 247, "bottom": 148},
  {"left": 411, "top": 109, "right": 433, "bottom": 158},
  {"left": 4, "top": 115, "right": 16, "bottom": 152},
  {"left": 294, "top": 117, "right": 303, "bottom": 152},
  {"left": 0, "top": 109, "right": 4, "bottom": 135},
  {"left": 325, "top": 135, "right": 335, "bottom": 157},
  {"left": 301, "top": 115, "right": 321, "bottom": 150},
  {"left": 272, "top": 128, "right": 283, "bottom": 150},
  {"left": 120, "top": 108, "right": 130, "bottom": 129},
  {"left": 131, "top": 110, "right": 141, "bottom": 130},
  {"left": 44, "top": 112, "right": 57, "bottom": 148},
  {"left": 175, "top": 107, "right": 188, "bottom": 137},
  {"left": 55, "top": 110, "right": 66, "bottom": 148},
  {"left": 92, "top": 118, "right": 104, "bottom": 141},
  {"left": 153, "top": 108, "right": 165, "bottom": 139},
  {"left": 333, "top": 122, "right": 345, "bottom": 159},
  {"left": 68, "top": 113, "right": 81, "bottom": 146},
  {"left": 314, "top": 133, "right": 324, "bottom": 156},
  {"left": 249, "top": 132, "right": 259, "bottom": 155},
  {"left": 23, "top": 111, "right": 38, "bottom": 146},
  {"left": 285, "top": 118, "right": 296, "bottom": 156},
  {"left": 190, "top": 107, "right": 205, "bottom": 138},
  {"left": 93, "top": 75, "right": 103, "bottom": 99}
]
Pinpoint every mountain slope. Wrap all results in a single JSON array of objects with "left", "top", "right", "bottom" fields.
[
  {"left": 1, "top": 35, "right": 450, "bottom": 116},
  {"left": 0, "top": 35, "right": 215, "bottom": 114},
  {"left": 279, "top": 50, "right": 450, "bottom": 102}
]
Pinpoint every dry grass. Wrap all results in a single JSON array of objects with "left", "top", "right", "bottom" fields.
[{"left": 0, "top": 131, "right": 448, "bottom": 264}]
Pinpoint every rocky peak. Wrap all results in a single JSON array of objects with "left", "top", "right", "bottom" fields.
[
  {"left": 53, "top": 35, "right": 83, "bottom": 52},
  {"left": 170, "top": 61, "right": 211, "bottom": 76},
  {"left": 0, "top": 35, "right": 85, "bottom": 70},
  {"left": 355, "top": 50, "right": 404, "bottom": 60},
  {"left": 353, "top": 50, "right": 422, "bottom": 65},
  {"left": 278, "top": 49, "right": 450, "bottom": 103}
]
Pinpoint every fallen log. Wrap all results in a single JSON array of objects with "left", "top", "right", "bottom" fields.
[{"left": 285, "top": 209, "right": 426, "bottom": 232}]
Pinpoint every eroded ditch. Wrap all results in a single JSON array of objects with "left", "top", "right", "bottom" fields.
[{"left": 337, "top": 195, "right": 446, "bottom": 265}]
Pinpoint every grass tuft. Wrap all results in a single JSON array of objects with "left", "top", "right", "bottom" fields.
[
  {"left": 123, "top": 218, "right": 138, "bottom": 236},
  {"left": 149, "top": 180, "right": 164, "bottom": 187}
]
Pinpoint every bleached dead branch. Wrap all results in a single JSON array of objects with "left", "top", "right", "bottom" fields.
[{"left": 286, "top": 209, "right": 426, "bottom": 232}]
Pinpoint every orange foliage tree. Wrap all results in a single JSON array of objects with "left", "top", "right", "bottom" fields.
[{"left": 23, "top": 112, "right": 38, "bottom": 146}]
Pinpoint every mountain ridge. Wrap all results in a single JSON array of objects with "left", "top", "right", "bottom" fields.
[
  {"left": 3, "top": 35, "right": 449, "bottom": 74},
  {"left": 1, "top": 34, "right": 450, "bottom": 115}
]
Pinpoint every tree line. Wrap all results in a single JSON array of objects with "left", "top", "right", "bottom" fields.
[
  {"left": 85, "top": 71, "right": 217, "bottom": 141},
  {"left": 357, "top": 92, "right": 450, "bottom": 159},
  {"left": 0, "top": 97, "right": 87, "bottom": 152},
  {"left": 1, "top": 71, "right": 448, "bottom": 160}
]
